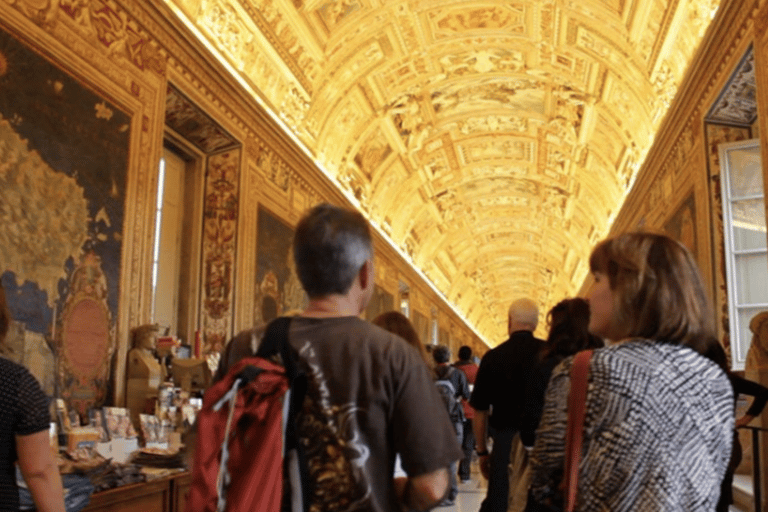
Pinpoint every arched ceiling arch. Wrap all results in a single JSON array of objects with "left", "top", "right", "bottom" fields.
[{"left": 165, "top": 0, "right": 722, "bottom": 344}]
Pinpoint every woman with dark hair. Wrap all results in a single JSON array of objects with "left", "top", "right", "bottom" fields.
[
  {"left": 371, "top": 311, "right": 439, "bottom": 487},
  {"left": 515, "top": 299, "right": 602, "bottom": 512},
  {"left": 0, "top": 285, "right": 65, "bottom": 512},
  {"left": 372, "top": 311, "right": 432, "bottom": 373},
  {"left": 520, "top": 298, "right": 603, "bottom": 449},
  {"left": 529, "top": 232, "right": 734, "bottom": 511}
]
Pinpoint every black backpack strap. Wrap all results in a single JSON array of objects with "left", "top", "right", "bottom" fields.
[
  {"left": 256, "top": 317, "right": 310, "bottom": 512},
  {"left": 256, "top": 317, "right": 295, "bottom": 377},
  {"left": 254, "top": 316, "right": 307, "bottom": 430}
]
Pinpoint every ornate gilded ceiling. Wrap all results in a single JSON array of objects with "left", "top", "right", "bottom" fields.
[{"left": 165, "top": 0, "right": 722, "bottom": 345}]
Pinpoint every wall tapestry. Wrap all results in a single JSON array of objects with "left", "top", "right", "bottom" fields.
[
  {"left": 255, "top": 206, "right": 306, "bottom": 326},
  {"left": 0, "top": 27, "right": 129, "bottom": 415}
]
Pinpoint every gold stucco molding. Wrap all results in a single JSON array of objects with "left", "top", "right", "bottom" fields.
[
  {"left": 236, "top": 0, "right": 316, "bottom": 93},
  {"left": 754, "top": 1, "right": 768, "bottom": 35}
]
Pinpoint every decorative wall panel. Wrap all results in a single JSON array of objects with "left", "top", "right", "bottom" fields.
[
  {"left": 165, "top": 84, "right": 239, "bottom": 153},
  {"left": 412, "top": 310, "right": 429, "bottom": 346},
  {"left": 706, "top": 48, "right": 757, "bottom": 126},
  {"left": 200, "top": 149, "right": 241, "bottom": 355}
]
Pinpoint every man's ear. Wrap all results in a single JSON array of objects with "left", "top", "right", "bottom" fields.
[{"left": 358, "top": 259, "right": 372, "bottom": 290}]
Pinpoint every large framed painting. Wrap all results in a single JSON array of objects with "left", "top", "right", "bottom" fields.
[
  {"left": 665, "top": 192, "right": 698, "bottom": 262},
  {"left": 0, "top": 27, "right": 129, "bottom": 415},
  {"left": 255, "top": 205, "right": 307, "bottom": 324}
]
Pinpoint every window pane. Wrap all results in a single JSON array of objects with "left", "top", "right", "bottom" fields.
[
  {"left": 730, "top": 198, "right": 767, "bottom": 250},
  {"left": 727, "top": 145, "right": 763, "bottom": 198},
  {"left": 732, "top": 225, "right": 767, "bottom": 251},
  {"left": 734, "top": 252, "right": 768, "bottom": 304},
  {"left": 154, "top": 148, "right": 185, "bottom": 331}
]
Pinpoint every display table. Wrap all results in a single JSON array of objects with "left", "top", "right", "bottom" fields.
[{"left": 81, "top": 471, "right": 190, "bottom": 512}]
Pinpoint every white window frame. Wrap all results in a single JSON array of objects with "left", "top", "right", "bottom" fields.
[
  {"left": 150, "top": 156, "right": 166, "bottom": 320},
  {"left": 719, "top": 138, "right": 767, "bottom": 371}
]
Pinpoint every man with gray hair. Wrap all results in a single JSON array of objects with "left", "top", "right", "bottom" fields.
[
  {"left": 289, "top": 203, "right": 462, "bottom": 512},
  {"left": 470, "top": 298, "right": 544, "bottom": 512}
]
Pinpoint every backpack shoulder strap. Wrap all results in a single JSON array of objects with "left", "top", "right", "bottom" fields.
[
  {"left": 255, "top": 317, "right": 298, "bottom": 381},
  {"left": 437, "top": 374, "right": 456, "bottom": 393},
  {"left": 254, "top": 317, "right": 310, "bottom": 512},
  {"left": 564, "top": 349, "right": 593, "bottom": 512}
]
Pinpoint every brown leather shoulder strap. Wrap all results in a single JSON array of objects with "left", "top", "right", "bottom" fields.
[{"left": 563, "top": 349, "right": 593, "bottom": 512}]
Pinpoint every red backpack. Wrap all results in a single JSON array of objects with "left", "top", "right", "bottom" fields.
[{"left": 185, "top": 317, "right": 308, "bottom": 512}]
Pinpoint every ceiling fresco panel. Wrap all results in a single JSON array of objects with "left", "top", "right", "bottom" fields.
[
  {"left": 318, "top": 86, "right": 372, "bottom": 164},
  {"left": 458, "top": 138, "right": 536, "bottom": 166},
  {"left": 425, "top": 3, "right": 529, "bottom": 40},
  {"left": 314, "top": 0, "right": 364, "bottom": 33}
]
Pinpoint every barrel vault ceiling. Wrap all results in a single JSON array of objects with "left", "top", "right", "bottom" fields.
[{"left": 165, "top": 0, "right": 721, "bottom": 345}]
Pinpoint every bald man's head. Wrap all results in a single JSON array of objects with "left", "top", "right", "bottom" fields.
[{"left": 507, "top": 298, "right": 538, "bottom": 334}]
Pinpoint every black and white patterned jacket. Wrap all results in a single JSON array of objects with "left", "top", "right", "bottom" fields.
[{"left": 530, "top": 340, "right": 734, "bottom": 511}]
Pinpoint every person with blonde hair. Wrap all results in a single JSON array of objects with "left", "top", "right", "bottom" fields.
[
  {"left": 0, "top": 285, "right": 65, "bottom": 512},
  {"left": 529, "top": 232, "right": 733, "bottom": 511}
]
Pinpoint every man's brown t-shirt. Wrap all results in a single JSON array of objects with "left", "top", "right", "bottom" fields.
[{"left": 289, "top": 316, "right": 462, "bottom": 512}]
